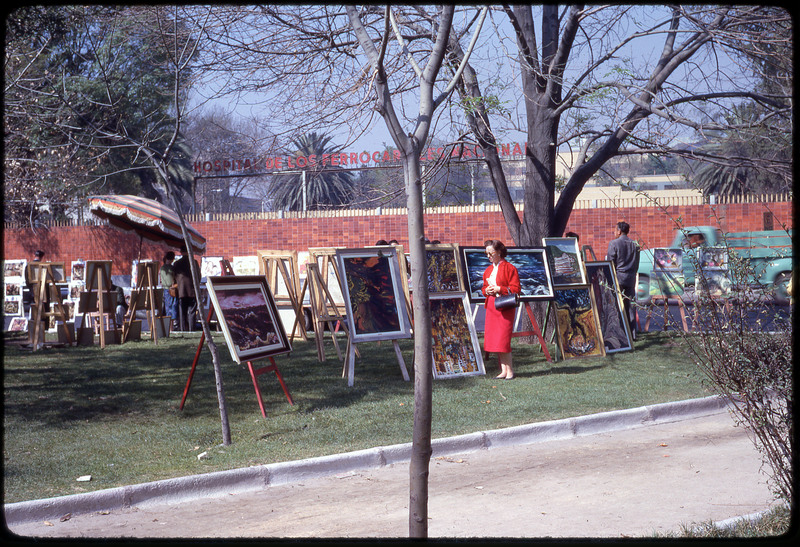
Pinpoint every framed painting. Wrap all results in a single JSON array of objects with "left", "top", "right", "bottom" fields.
[
  {"left": 650, "top": 270, "right": 685, "bottom": 297},
  {"left": 71, "top": 261, "right": 85, "bottom": 283},
  {"left": 429, "top": 293, "right": 485, "bottom": 379},
  {"left": 425, "top": 244, "right": 464, "bottom": 294},
  {"left": 3, "top": 259, "right": 26, "bottom": 280},
  {"left": 653, "top": 248, "right": 683, "bottom": 271},
  {"left": 585, "top": 261, "right": 633, "bottom": 353},
  {"left": 201, "top": 256, "right": 225, "bottom": 278},
  {"left": 232, "top": 255, "right": 259, "bottom": 276},
  {"left": 696, "top": 269, "right": 732, "bottom": 297},
  {"left": 8, "top": 317, "right": 28, "bottom": 331},
  {"left": 553, "top": 287, "right": 605, "bottom": 359},
  {"left": 205, "top": 275, "right": 291, "bottom": 363},
  {"left": 542, "top": 237, "right": 587, "bottom": 287},
  {"left": 459, "top": 246, "right": 492, "bottom": 303},
  {"left": 336, "top": 247, "right": 412, "bottom": 343},
  {"left": 697, "top": 246, "right": 729, "bottom": 270},
  {"left": 505, "top": 247, "right": 554, "bottom": 300},
  {"left": 4, "top": 297, "right": 22, "bottom": 316}
]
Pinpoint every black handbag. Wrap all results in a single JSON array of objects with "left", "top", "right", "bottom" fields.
[{"left": 493, "top": 293, "right": 519, "bottom": 310}]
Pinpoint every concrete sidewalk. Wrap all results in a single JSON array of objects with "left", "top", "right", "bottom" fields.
[{"left": 4, "top": 396, "right": 779, "bottom": 539}]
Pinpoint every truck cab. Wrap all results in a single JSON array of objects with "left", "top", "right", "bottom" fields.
[{"left": 636, "top": 226, "right": 793, "bottom": 304}]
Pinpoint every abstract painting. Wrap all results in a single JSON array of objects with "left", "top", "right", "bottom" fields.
[
  {"left": 429, "top": 293, "right": 484, "bottom": 379},
  {"left": 336, "top": 247, "right": 412, "bottom": 342},
  {"left": 425, "top": 244, "right": 464, "bottom": 294}
]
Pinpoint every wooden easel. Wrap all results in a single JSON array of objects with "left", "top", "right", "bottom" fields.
[
  {"left": 123, "top": 261, "right": 162, "bottom": 344},
  {"left": 644, "top": 295, "right": 689, "bottom": 332},
  {"left": 303, "top": 262, "right": 352, "bottom": 362},
  {"left": 28, "top": 262, "right": 73, "bottom": 349},
  {"left": 77, "top": 261, "right": 116, "bottom": 348},
  {"left": 257, "top": 250, "right": 308, "bottom": 342},
  {"left": 179, "top": 260, "right": 293, "bottom": 418}
]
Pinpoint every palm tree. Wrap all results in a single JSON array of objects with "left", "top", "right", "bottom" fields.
[{"left": 271, "top": 132, "right": 354, "bottom": 211}]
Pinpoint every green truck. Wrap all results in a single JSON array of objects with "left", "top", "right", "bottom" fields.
[{"left": 636, "top": 226, "right": 793, "bottom": 304}]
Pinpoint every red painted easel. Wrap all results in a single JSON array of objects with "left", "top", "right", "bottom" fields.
[
  {"left": 511, "top": 302, "right": 552, "bottom": 362},
  {"left": 179, "top": 259, "right": 294, "bottom": 418}
]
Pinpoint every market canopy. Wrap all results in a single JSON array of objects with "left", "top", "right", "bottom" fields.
[{"left": 88, "top": 194, "right": 206, "bottom": 255}]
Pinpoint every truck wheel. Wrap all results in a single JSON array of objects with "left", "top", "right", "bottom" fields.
[
  {"left": 636, "top": 275, "right": 652, "bottom": 305},
  {"left": 773, "top": 272, "right": 791, "bottom": 305}
]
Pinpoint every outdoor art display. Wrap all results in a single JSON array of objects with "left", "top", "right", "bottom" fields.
[
  {"left": 205, "top": 275, "right": 291, "bottom": 363},
  {"left": 542, "top": 237, "right": 587, "bottom": 287},
  {"left": 3, "top": 259, "right": 25, "bottom": 319},
  {"left": 429, "top": 293, "right": 485, "bottom": 379},
  {"left": 553, "top": 287, "right": 605, "bottom": 359},
  {"left": 650, "top": 248, "right": 685, "bottom": 297},
  {"left": 425, "top": 244, "right": 464, "bottom": 293},
  {"left": 585, "top": 261, "right": 633, "bottom": 353},
  {"left": 336, "top": 247, "right": 412, "bottom": 343},
  {"left": 695, "top": 246, "right": 731, "bottom": 297}
]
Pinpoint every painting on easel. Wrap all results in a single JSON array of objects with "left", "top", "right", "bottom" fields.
[
  {"left": 429, "top": 293, "right": 484, "bottom": 379},
  {"left": 336, "top": 247, "right": 412, "bottom": 343},
  {"left": 542, "top": 237, "right": 586, "bottom": 288},
  {"left": 206, "top": 275, "right": 291, "bottom": 363}
]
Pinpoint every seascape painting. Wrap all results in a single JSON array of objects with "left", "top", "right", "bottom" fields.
[
  {"left": 553, "top": 287, "right": 605, "bottom": 359},
  {"left": 542, "top": 237, "right": 587, "bottom": 287},
  {"left": 459, "top": 247, "right": 492, "bottom": 303},
  {"left": 336, "top": 248, "right": 411, "bottom": 342},
  {"left": 585, "top": 261, "right": 633, "bottom": 353},
  {"left": 505, "top": 247, "right": 555, "bottom": 299},
  {"left": 206, "top": 276, "right": 291, "bottom": 363},
  {"left": 429, "top": 293, "right": 484, "bottom": 379}
]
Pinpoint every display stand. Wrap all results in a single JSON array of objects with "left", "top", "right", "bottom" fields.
[
  {"left": 123, "top": 260, "right": 162, "bottom": 344},
  {"left": 303, "top": 262, "right": 354, "bottom": 363},
  {"left": 247, "top": 358, "right": 294, "bottom": 418},
  {"left": 77, "top": 261, "right": 116, "bottom": 348},
  {"left": 512, "top": 302, "right": 552, "bottom": 361},
  {"left": 343, "top": 338, "right": 409, "bottom": 387},
  {"left": 644, "top": 295, "right": 688, "bottom": 332},
  {"left": 179, "top": 261, "right": 294, "bottom": 418},
  {"left": 28, "top": 262, "right": 73, "bottom": 349},
  {"left": 582, "top": 244, "right": 597, "bottom": 261},
  {"left": 257, "top": 250, "right": 308, "bottom": 342}
]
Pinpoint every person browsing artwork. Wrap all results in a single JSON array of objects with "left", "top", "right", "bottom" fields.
[{"left": 482, "top": 239, "right": 521, "bottom": 380}]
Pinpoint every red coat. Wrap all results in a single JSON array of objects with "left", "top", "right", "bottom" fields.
[{"left": 482, "top": 260, "right": 521, "bottom": 353}]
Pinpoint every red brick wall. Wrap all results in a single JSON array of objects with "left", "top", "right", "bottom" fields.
[{"left": 3, "top": 201, "right": 792, "bottom": 277}]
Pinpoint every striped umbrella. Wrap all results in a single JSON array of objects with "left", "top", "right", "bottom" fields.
[{"left": 88, "top": 194, "right": 206, "bottom": 255}]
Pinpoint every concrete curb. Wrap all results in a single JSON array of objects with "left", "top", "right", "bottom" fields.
[{"left": 3, "top": 395, "right": 733, "bottom": 526}]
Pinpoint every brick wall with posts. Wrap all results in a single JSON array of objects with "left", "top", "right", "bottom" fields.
[{"left": 3, "top": 198, "right": 793, "bottom": 277}]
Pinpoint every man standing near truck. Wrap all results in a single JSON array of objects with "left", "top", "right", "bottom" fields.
[{"left": 607, "top": 221, "right": 640, "bottom": 340}]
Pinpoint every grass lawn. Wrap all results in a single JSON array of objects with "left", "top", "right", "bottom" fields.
[{"left": 3, "top": 330, "right": 712, "bottom": 503}]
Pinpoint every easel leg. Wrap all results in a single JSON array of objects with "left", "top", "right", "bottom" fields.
[
  {"left": 180, "top": 307, "right": 213, "bottom": 410},
  {"left": 524, "top": 303, "right": 552, "bottom": 362},
  {"left": 393, "top": 340, "right": 410, "bottom": 381},
  {"left": 347, "top": 342, "right": 356, "bottom": 387},
  {"left": 247, "top": 358, "right": 294, "bottom": 419}
]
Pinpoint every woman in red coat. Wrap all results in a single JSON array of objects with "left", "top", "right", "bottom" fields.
[{"left": 482, "top": 240, "right": 521, "bottom": 379}]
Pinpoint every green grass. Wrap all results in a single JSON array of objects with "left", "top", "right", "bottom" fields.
[{"left": 3, "top": 331, "right": 712, "bottom": 503}]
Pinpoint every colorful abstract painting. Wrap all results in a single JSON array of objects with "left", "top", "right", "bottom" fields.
[
  {"left": 429, "top": 293, "right": 484, "bottom": 379},
  {"left": 336, "top": 248, "right": 411, "bottom": 342}
]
